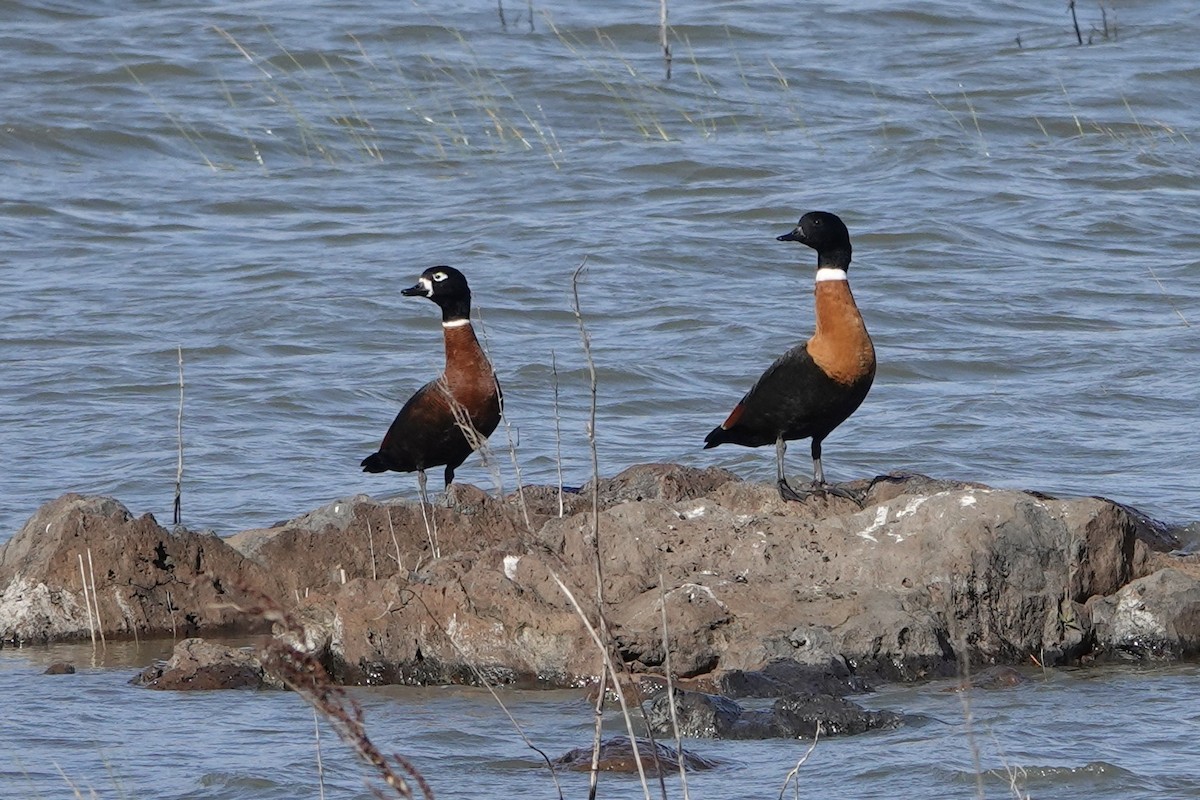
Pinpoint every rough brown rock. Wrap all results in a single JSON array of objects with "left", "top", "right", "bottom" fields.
[
  {"left": 132, "top": 637, "right": 284, "bottom": 690},
  {"left": 2, "top": 465, "right": 1193, "bottom": 691},
  {"left": 0, "top": 494, "right": 278, "bottom": 645}
]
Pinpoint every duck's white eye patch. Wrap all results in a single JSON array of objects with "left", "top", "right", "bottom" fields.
[{"left": 432, "top": 271, "right": 448, "bottom": 282}]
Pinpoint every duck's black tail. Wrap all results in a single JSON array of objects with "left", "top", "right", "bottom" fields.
[
  {"left": 360, "top": 452, "right": 388, "bottom": 473},
  {"left": 702, "top": 425, "right": 727, "bottom": 449}
]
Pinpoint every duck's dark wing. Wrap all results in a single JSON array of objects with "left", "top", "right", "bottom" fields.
[{"left": 704, "top": 344, "right": 859, "bottom": 449}]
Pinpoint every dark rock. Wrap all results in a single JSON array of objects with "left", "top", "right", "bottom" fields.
[
  {"left": 647, "top": 689, "right": 745, "bottom": 738},
  {"left": 942, "top": 665, "right": 1028, "bottom": 692},
  {"left": 43, "top": 661, "right": 76, "bottom": 675},
  {"left": 132, "top": 637, "right": 284, "bottom": 691},
  {"left": 646, "top": 688, "right": 901, "bottom": 740},
  {"left": 1087, "top": 568, "right": 1200, "bottom": 659},
  {"left": 769, "top": 693, "right": 903, "bottom": 738},
  {"left": 553, "top": 735, "right": 718, "bottom": 773},
  {"left": 717, "top": 658, "right": 873, "bottom": 698}
]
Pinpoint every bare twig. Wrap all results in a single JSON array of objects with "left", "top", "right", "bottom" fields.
[
  {"left": 659, "top": 575, "right": 690, "bottom": 800},
  {"left": 1068, "top": 0, "right": 1083, "bottom": 45},
  {"left": 314, "top": 708, "right": 327, "bottom": 800},
  {"left": 551, "top": 349, "right": 565, "bottom": 518},
  {"left": 415, "top": 469, "right": 439, "bottom": 560},
  {"left": 474, "top": 309, "right": 532, "bottom": 529},
  {"left": 403, "top": 590, "right": 566, "bottom": 800},
  {"left": 78, "top": 554, "right": 96, "bottom": 648},
  {"left": 237, "top": 586, "right": 434, "bottom": 799},
  {"left": 778, "top": 723, "right": 821, "bottom": 800},
  {"left": 367, "top": 518, "right": 378, "bottom": 580},
  {"left": 1147, "top": 265, "right": 1191, "bottom": 327},
  {"left": 87, "top": 548, "right": 105, "bottom": 645},
  {"left": 174, "top": 345, "right": 184, "bottom": 526},
  {"left": 659, "top": 0, "right": 672, "bottom": 80},
  {"left": 552, "top": 573, "right": 652, "bottom": 800},
  {"left": 386, "top": 507, "right": 403, "bottom": 574}
]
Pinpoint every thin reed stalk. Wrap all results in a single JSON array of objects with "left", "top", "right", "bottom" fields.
[
  {"left": 587, "top": 667, "right": 609, "bottom": 800},
  {"left": 314, "top": 708, "right": 326, "bottom": 800},
  {"left": 174, "top": 345, "right": 184, "bottom": 526},
  {"left": 570, "top": 260, "right": 602, "bottom": 609},
  {"left": 778, "top": 723, "right": 821, "bottom": 800},
  {"left": 404, "top": 589, "right": 566, "bottom": 800},
  {"left": 78, "top": 554, "right": 96, "bottom": 648},
  {"left": 87, "top": 548, "right": 105, "bottom": 645},
  {"left": 387, "top": 507, "right": 404, "bottom": 574},
  {"left": 474, "top": 310, "right": 533, "bottom": 530},
  {"left": 1068, "top": 0, "right": 1083, "bottom": 45},
  {"left": 552, "top": 573, "right": 652, "bottom": 800},
  {"left": 415, "top": 470, "right": 439, "bottom": 560},
  {"left": 237, "top": 586, "right": 433, "bottom": 799},
  {"left": 659, "top": 0, "right": 672, "bottom": 80},
  {"left": 659, "top": 576, "right": 690, "bottom": 800},
  {"left": 551, "top": 349, "right": 565, "bottom": 518},
  {"left": 367, "top": 518, "right": 378, "bottom": 580}
]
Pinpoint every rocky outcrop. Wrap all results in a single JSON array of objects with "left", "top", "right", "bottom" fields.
[
  {"left": 0, "top": 494, "right": 278, "bottom": 644},
  {"left": 132, "top": 637, "right": 285, "bottom": 690},
  {"left": 3, "top": 466, "right": 1197, "bottom": 690}
]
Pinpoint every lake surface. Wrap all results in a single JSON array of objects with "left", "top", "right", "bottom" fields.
[
  {"left": 4, "top": 643, "right": 1200, "bottom": 799},
  {"left": 2, "top": 0, "right": 1199, "bottom": 796}
]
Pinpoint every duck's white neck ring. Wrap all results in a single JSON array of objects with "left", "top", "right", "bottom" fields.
[
  {"left": 815, "top": 268, "right": 848, "bottom": 282},
  {"left": 442, "top": 318, "right": 471, "bottom": 328}
]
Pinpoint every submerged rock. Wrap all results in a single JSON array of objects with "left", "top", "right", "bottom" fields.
[
  {"left": 553, "top": 735, "right": 718, "bottom": 773},
  {"left": 132, "top": 637, "right": 284, "bottom": 691},
  {"left": 645, "top": 688, "right": 901, "bottom": 740}
]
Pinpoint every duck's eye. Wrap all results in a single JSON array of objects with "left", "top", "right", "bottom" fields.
[{"left": 432, "top": 271, "right": 448, "bottom": 282}]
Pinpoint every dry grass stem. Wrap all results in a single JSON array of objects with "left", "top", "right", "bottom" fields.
[
  {"left": 778, "top": 722, "right": 821, "bottom": 800},
  {"left": 551, "top": 349, "right": 565, "bottom": 518},
  {"left": 367, "top": 518, "right": 378, "bottom": 580},
  {"left": 474, "top": 310, "right": 533, "bottom": 529},
  {"left": 659, "top": 575, "right": 690, "bottom": 800},
  {"left": 86, "top": 548, "right": 105, "bottom": 645},
  {"left": 1146, "top": 265, "right": 1191, "bottom": 327},
  {"left": 314, "top": 707, "right": 327, "bottom": 800},
  {"left": 404, "top": 591, "right": 566, "bottom": 800},
  {"left": 551, "top": 572, "right": 653, "bottom": 800},
  {"left": 386, "top": 507, "right": 404, "bottom": 574},
  {"left": 174, "top": 344, "right": 184, "bottom": 525},
  {"left": 77, "top": 554, "right": 96, "bottom": 648},
  {"left": 659, "top": 0, "right": 672, "bottom": 80},
  {"left": 415, "top": 469, "right": 439, "bottom": 560},
  {"left": 237, "top": 586, "right": 434, "bottom": 799}
]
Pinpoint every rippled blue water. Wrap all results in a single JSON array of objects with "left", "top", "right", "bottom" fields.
[
  {"left": 3, "top": 0, "right": 1198, "bottom": 542},
  {"left": 3, "top": 0, "right": 1200, "bottom": 795},
  {"left": 4, "top": 644, "right": 1200, "bottom": 799}
]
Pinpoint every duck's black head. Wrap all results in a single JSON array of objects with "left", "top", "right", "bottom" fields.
[
  {"left": 777, "top": 211, "right": 852, "bottom": 270},
  {"left": 402, "top": 265, "right": 472, "bottom": 322}
]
